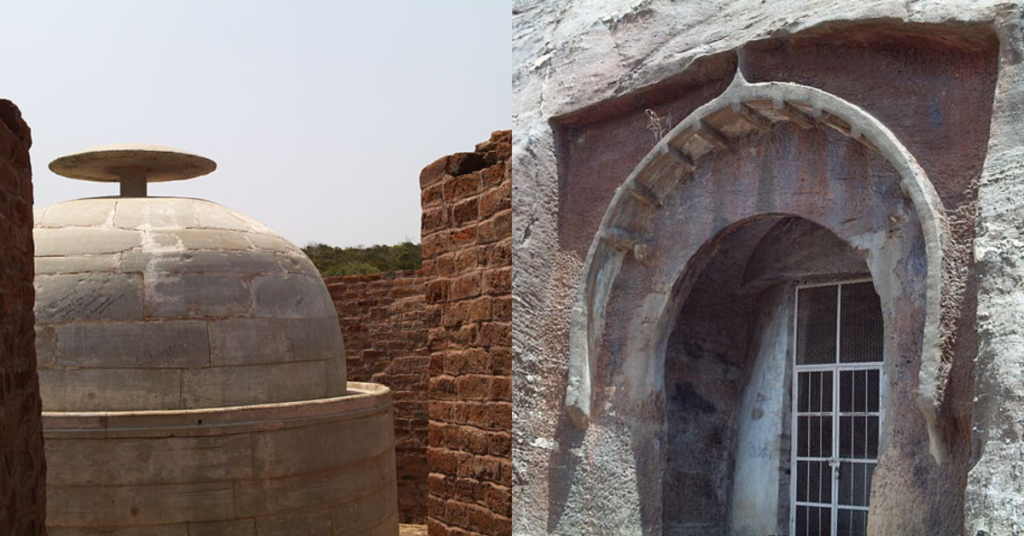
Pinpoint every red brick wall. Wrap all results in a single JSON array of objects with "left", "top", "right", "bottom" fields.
[
  {"left": 325, "top": 270, "right": 429, "bottom": 523},
  {"left": 421, "top": 131, "right": 512, "bottom": 536},
  {"left": 0, "top": 100, "right": 47, "bottom": 534}
]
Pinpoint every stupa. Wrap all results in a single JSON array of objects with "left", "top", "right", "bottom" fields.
[{"left": 33, "top": 144, "right": 399, "bottom": 534}]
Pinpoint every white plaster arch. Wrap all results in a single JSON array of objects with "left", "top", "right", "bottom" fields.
[{"left": 565, "top": 79, "right": 952, "bottom": 461}]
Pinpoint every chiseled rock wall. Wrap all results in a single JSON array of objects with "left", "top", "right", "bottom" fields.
[
  {"left": 513, "top": 1, "right": 1024, "bottom": 534},
  {"left": 0, "top": 99, "right": 47, "bottom": 533}
]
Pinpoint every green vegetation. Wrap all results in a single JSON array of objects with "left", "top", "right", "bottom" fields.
[{"left": 301, "top": 241, "right": 422, "bottom": 277}]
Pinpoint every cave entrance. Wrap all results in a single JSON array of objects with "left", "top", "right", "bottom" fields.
[
  {"left": 792, "top": 280, "right": 884, "bottom": 536},
  {"left": 662, "top": 217, "right": 885, "bottom": 536}
]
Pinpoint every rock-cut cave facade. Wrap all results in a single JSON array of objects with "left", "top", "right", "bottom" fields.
[{"left": 513, "top": 2, "right": 1024, "bottom": 535}]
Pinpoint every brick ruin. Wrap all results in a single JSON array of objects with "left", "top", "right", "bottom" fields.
[
  {"left": 327, "top": 270, "right": 430, "bottom": 522},
  {"left": 0, "top": 100, "right": 46, "bottom": 534},
  {"left": 326, "top": 130, "right": 512, "bottom": 535}
]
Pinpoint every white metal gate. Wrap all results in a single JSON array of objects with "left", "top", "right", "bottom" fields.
[{"left": 791, "top": 281, "right": 884, "bottom": 536}]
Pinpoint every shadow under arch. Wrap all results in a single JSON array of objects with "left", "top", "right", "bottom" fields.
[{"left": 658, "top": 214, "right": 882, "bottom": 534}]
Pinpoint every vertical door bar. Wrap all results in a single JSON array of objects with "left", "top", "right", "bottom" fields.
[{"left": 832, "top": 283, "right": 842, "bottom": 536}]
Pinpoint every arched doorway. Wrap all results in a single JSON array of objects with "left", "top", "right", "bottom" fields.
[
  {"left": 661, "top": 216, "right": 885, "bottom": 534},
  {"left": 560, "top": 81, "right": 968, "bottom": 534}
]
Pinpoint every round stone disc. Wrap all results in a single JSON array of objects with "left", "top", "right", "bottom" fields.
[{"left": 49, "top": 144, "right": 217, "bottom": 183}]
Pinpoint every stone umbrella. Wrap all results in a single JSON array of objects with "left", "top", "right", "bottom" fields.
[{"left": 35, "top": 144, "right": 399, "bottom": 535}]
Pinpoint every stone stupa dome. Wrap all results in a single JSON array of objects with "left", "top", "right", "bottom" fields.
[
  {"left": 33, "top": 144, "right": 397, "bottom": 535},
  {"left": 33, "top": 144, "right": 346, "bottom": 411}
]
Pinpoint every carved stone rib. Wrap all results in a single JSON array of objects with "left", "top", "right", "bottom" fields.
[
  {"left": 775, "top": 102, "right": 816, "bottom": 129},
  {"left": 626, "top": 182, "right": 660, "bottom": 208},
  {"left": 732, "top": 103, "right": 773, "bottom": 133},
  {"left": 819, "top": 112, "right": 853, "bottom": 136},
  {"left": 599, "top": 227, "right": 639, "bottom": 251},
  {"left": 696, "top": 120, "right": 729, "bottom": 150},
  {"left": 663, "top": 144, "right": 694, "bottom": 170}
]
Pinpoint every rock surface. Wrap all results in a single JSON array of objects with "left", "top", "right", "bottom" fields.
[
  {"left": 513, "top": 1, "right": 1024, "bottom": 534},
  {"left": 0, "top": 99, "right": 47, "bottom": 534}
]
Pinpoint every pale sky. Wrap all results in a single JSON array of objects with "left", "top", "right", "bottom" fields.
[{"left": 0, "top": 1, "right": 509, "bottom": 247}]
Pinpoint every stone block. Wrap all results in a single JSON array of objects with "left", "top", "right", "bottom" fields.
[
  {"left": 330, "top": 484, "right": 398, "bottom": 535},
  {"left": 35, "top": 227, "right": 141, "bottom": 256},
  {"left": 181, "top": 361, "right": 328, "bottom": 408},
  {"left": 251, "top": 413, "right": 393, "bottom": 478},
  {"left": 145, "top": 273, "right": 251, "bottom": 318},
  {"left": 275, "top": 253, "right": 320, "bottom": 276},
  {"left": 38, "top": 198, "right": 116, "bottom": 228},
  {"left": 207, "top": 318, "right": 292, "bottom": 366},
  {"left": 247, "top": 233, "right": 294, "bottom": 253},
  {"left": 252, "top": 509, "right": 332, "bottom": 536},
  {"left": 186, "top": 519, "right": 255, "bottom": 536},
  {"left": 121, "top": 249, "right": 283, "bottom": 275},
  {"left": 35, "top": 326, "right": 56, "bottom": 368},
  {"left": 150, "top": 229, "right": 252, "bottom": 251},
  {"left": 48, "top": 525, "right": 189, "bottom": 535},
  {"left": 235, "top": 453, "right": 395, "bottom": 517},
  {"left": 253, "top": 275, "right": 334, "bottom": 318},
  {"left": 35, "top": 273, "right": 144, "bottom": 323},
  {"left": 193, "top": 201, "right": 253, "bottom": 232},
  {"left": 114, "top": 198, "right": 198, "bottom": 230},
  {"left": 45, "top": 434, "right": 253, "bottom": 486},
  {"left": 35, "top": 254, "right": 120, "bottom": 274},
  {"left": 38, "top": 368, "right": 183, "bottom": 412},
  {"left": 325, "top": 357, "right": 347, "bottom": 395},
  {"left": 288, "top": 317, "right": 345, "bottom": 361},
  {"left": 54, "top": 321, "right": 210, "bottom": 368},
  {"left": 46, "top": 481, "right": 235, "bottom": 526}
]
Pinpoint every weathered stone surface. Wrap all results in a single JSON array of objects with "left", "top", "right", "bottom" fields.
[
  {"left": 514, "top": 1, "right": 1020, "bottom": 534},
  {"left": 185, "top": 519, "right": 255, "bottom": 536},
  {"left": 36, "top": 254, "right": 120, "bottom": 274},
  {"left": 150, "top": 229, "right": 252, "bottom": 251},
  {"left": 46, "top": 434, "right": 252, "bottom": 486},
  {"left": 35, "top": 273, "right": 144, "bottom": 323},
  {"left": 40, "top": 385, "right": 397, "bottom": 532},
  {"left": 37, "top": 198, "right": 115, "bottom": 228},
  {"left": 208, "top": 317, "right": 342, "bottom": 366},
  {"left": 40, "top": 368, "right": 183, "bottom": 411},
  {"left": 35, "top": 227, "right": 141, "bottom": 256},
  {"left": 47, "top": 481, "right": 236, "bottom": 526},
  {"left": 122, "top": 249, "right": 284, "bottom": 275},
  {"left": 49, "top": 525, "right": 189, "bottom": 535},
  {"left": 144, "top": 273, "right": 251, "bottom": 318},
  {"left": 193, "top": 200, "right": 253, "bottom": 232},
  {"left": 251, "top": 415, "right": 393, "bottom": 478},
  {"left": 251, "top": 509, "right": 332, "bottom": 536},
  {"left": 113, "top": 198, "right": 197, "bottom": 229},
  {"left": 180, "top": 361, "right": 329, "bottom": 408},
  {"left": 54, "top": 321, "right": 209, "bottom": 369},
  {"left": 234, "top": 453, "right": 395, "bottom": 517},
  {"left": 253, "top": 274, "right": 334, "bottom": 318},
  {"left": 332, "top": 485, "right": 400, "bottom": 535}
]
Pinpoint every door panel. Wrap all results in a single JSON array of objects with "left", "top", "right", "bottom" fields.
[{"left": 792, "top": 282, "right": 883, "bottom": 536}]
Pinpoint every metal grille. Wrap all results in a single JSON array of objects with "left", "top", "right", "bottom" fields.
[
  {"left": 839, "top": 282, "right": 883, "bottom": 363},
  {"left": 796, "top": 285, "right": 837, "bottom": 365},
  {"left": 792, "top": 281, "right": 883, "bottom": 536}
]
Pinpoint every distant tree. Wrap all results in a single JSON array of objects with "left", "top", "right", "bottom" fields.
[{"left": 302, "top": 241, "right": 422, "bottom": 277}]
